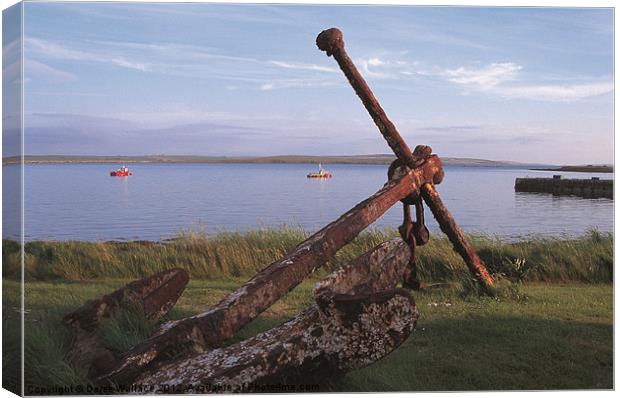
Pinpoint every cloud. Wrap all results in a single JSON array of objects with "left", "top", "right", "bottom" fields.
[
  {"left": 25, "top": 60, "right": 77, "bottom": 82},
  {"left": 367, "top": 58, "right": 384, "bottom": 67},
  {"left": 270, "top": 61, "right": 338, "bottom": 73},
  {"left": 442, "top": 62, "right": 614, "bottom": 102},
  {"left": 27, "top": 38, "right": 89, "bottom": 60},
  {"left": 24, "top": 36, "right": 612, "bottom": 100},
  {"left": 3, "top": 37, "right": 23, "bottom": 84},
  {"left": 3, "top": 60, "right": 21, "bottom": 85},
  {"left": 444, "top": 63, "right": 522, "bottom": 89},
  {"left": 26, "top": 38, "right": 151, "bottom": 72},
  {"left": 26, "top": 108, "right": 294, "bottom": 131},
  {"left": 337, "top": 54, "right": 613, "bottom": 102},
  {"left": 29, "top": 91, "right": 107, "bottom": 97},
  {"left": 436, "top": 62, "right": 612, "bottom": 101},
  {"left": 355, "top": 57, "right": 406, "bottom": 79},
  {"left": 104, "top": 3, "right": 298, "bottom": 26},
  {"left": 20, "top": 113, "right": 349, "bottom": 156},
  {"left": 428, "top": 62, "right": 614, "bottom": 102},
  {"left": 108, "top": 58, "right": 149, "bottom": 71},
  {"left": 24, "top": 37, "right": 341, "bottom": 90},
  {"left": 418, "top": 125, "right": 485, "bottom": 133},
  {"left": 257, "top": 78, "right": 339, "bottom": 91},
  {"left": 2, "top": 38, "right": 20, "bottom": 60},
  {"left": 374, "top": 15, "right": 491, "bottom": 51},
  {"left": 497, "top": 82, "right": 614, "bottom": 102},
  {"left": 339, "top": 52, "right": 612, "bottom": 102}
]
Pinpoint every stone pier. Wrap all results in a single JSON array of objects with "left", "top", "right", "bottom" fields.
[{"left": 515, "top": 176, "right": 613, "bottom": 199}]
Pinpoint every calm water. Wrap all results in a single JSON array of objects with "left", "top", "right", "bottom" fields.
[{"left": 2, "top": 163, "right": 614, "bottom": 241}]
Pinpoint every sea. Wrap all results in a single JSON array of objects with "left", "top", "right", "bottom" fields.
[{"left": 2, "top": 163, "right": 613, "bottom": 242}]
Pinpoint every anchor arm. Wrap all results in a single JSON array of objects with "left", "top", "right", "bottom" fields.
[{"left": 95, "top": 157, "right": 444, "bottom": 386}]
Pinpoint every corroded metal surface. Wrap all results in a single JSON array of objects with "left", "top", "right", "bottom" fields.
[
  {"left": 63, "top": 268, "right": 189, "bottom": 330},
  {"left": 133, "top": 240, "right": 417, "bottom": 392},
  {"left": 135, "top": 294, "right": 416, "bottom": 393},
  {"left": 63, "top": 268, "right": 189, "bottom": 377},
  {"left": 314, "top": 238, "right": 409, "bottom": 299},
  {"left": 95, "top": 161, "right": 443, "bottom": 386}
]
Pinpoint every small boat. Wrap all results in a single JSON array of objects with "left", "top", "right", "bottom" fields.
[
  {"left": 307, "top": 163, "right": 332, "bottom": 179},
  {"left": 110, "top": 165, "right": 132, "bottom": 177}
]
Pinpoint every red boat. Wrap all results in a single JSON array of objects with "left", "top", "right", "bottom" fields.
[{"left": 110, "top": 166, "right": 132, "bottom": 177}]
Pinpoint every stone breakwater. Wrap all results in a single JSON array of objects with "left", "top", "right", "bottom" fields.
[{"left": 515, "top": 176, "right": 613, "bottom": 199}]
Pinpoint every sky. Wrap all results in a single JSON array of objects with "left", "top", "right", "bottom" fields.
[{"left": 5, "top": 2, "right": 615, "bottom": 164}]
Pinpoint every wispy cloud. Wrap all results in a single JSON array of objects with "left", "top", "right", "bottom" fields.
[
  {"left": 418, "top": 125, "right": 485, "bottom": 133},
  {"left": 3, "top": 37, "right": 22, "bottom": 84},
  {"left": 29, "top": 91, "right": 106, "bottom": 97},
  {"left": 443, "top": 63, "right": 522, "bottom": 89},
  {"left": 438, "top": 62, "right": 613, "bottom": 101},
  {"left": 23, "top": 36, "right": 612, "bottom": 100},
  {"left": 358, "top": 57, "right": 394, "bottom": 79},
  {"left": 364, "top": 12, "right": 491, "bottom": 51},
  {"left": 21, "top": 111, "right": 363, "bottom": 156},
  {"left": 270, "top": 61, "right": 338, "bottom": 73},
  {"left": 497, "top": 82, "right": 614, "bottom": 102},
  {"left": 2, "top": 38, "right": 20, "bottom": 60},
  {"left": 2, "top": 60, "right": 21, "bottom": 85},
  {"left": 32, "top": 108, "right": 291, "bottom": 129},
  {"left": 354, "top": 54, "right": 612, "bottom": 102},
  {"left": 25, "top": 60, "right": 77, "bottom": 82},
  {"left": 26, "top": 37, "right": 150, "bottom": 71},
  {"left": 25, "top": 37, "right": 340, "bottom": 91},
  {"left": 107, "top": 3, "right": 298, "bottom": 26},
  {"left": 258, "top": 78, "right": 338, "bottom": 91}
]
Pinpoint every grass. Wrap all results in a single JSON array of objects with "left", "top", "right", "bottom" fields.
[
  {"left": 2, "top": 279, "right": 612, "bottom": 393},
  {"left": 1, "top": 228, "right": 614, "bottom": 392},
  {"left": 343, "top": 284, "right": 613, "bottom": 391},
  {"left": 2, "top": 228, "right": 613, "bottom": 284}
]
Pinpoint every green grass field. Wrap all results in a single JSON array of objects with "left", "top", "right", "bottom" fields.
[
  {"left": 3, "top": 280, "right": 613, "bottom": 392},
  {"left": 2, "top": 229, "right": 614, "bottom": 393}
]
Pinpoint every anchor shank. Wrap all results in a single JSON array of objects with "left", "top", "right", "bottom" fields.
[{"left": 317, "top": 27, "right": 494, "bottom": 290}]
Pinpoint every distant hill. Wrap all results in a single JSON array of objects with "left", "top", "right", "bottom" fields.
[
  {"left": 4, "top": 154, "right": 552, "bottom": 168},
  {"left": 531, "top": 165, "right": 613, "bottom": 173}
]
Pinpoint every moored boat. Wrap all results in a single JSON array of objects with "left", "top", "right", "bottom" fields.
[
  {"left": 110, "top": 165, "right": 132, "bottom": 177},
  {"left": 307, "top": 163, "right": 332, "bottom": 178}
]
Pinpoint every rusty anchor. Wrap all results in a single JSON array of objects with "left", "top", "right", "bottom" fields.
[{"left": 63, "top": 27, "right": 495, "bottom": 390}]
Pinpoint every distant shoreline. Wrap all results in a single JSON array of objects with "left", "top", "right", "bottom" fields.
[
  {"left": 3, "top": 154, "right": 554, "bottom": 168},
  {"left": 530, "top": 166, "right": 613, "bottom": 173},
  {"left": 4, "top": 156, "right": 610, "bottom": 172}
]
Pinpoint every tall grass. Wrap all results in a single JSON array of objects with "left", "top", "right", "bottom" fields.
[
  {"left": 2, "top": 228, "right": 613, "bottom": 283},
  {"left": 414, "top": 229, "right": 613, "bottom": 284}
]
